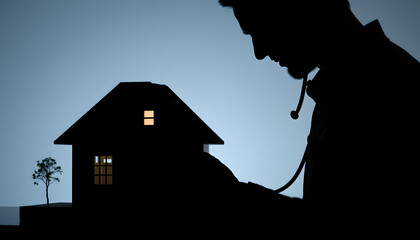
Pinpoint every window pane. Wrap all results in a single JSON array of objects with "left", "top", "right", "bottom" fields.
[
  {"left": 94, "top": 156, "right": 99, "bottom": 165},
  {"left": 107, "top": 176, "right": 113, "bottom": 185},
  {"left": 144, "top": 110, "right": 154, "bottom": 118},
  {"left": 100, "top": 156, "right": 106, "bottom": 165},
  {"left": 94, "top": 166, "right": 99, "bottom": 175},
  {"left": 106, "top": 156, "right": 112, "bottom": 165},
  {"left": 144, "top": 118, "right": 154, "bottom": 125},
  {"left": 100, "top": 166, "right": 106, "bottom": 175},
  {"left": 107, "top": 166, "right": 112, "bottom": 175},
  {"left": 100, "top": 176, "right": 106, "bottom": 185},
  {"left": 94, "top": 176, "right": 99, "bottom": 185}
]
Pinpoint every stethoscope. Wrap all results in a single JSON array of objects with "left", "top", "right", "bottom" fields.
[{"left": 274, "top": 74, "right": 308, "bottom": 193}]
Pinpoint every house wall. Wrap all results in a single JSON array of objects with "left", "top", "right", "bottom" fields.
[{"left": 72, "top": 141, "right": 206, "bottom": 210}]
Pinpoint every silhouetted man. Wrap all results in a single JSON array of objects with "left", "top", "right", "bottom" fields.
[{"left": 218, "top": 0, "right": 419, "bottom": 233}]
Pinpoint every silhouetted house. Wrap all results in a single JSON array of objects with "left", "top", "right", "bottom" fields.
[{"left": 54, "top": 82, "right": 224, "bottom": 210}]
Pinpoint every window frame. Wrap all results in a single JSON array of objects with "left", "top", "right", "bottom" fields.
[
  {"left": 144, "top": 110, "right": 154, "bottom": 126},
  {"left": 94, "top": 155, "right": 113, "bottom": 185}
]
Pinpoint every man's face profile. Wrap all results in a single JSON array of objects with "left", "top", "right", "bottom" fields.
[{"left": 232, "top": 4, "right": 317, "bottom": 79}]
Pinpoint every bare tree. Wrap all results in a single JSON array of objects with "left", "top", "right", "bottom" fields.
[{"left": 33, "top": 157, "right": 63, "bottom": 207}]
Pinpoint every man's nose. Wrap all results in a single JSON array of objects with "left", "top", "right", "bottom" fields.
[{"left": 252, "top": 37, "right": 268, "bottom": 60}]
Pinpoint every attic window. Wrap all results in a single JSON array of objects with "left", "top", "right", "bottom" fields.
[
  {"left": 94, "top": 156, "right": 113, "bottom": 185},
  {"left": 144, "top": 110, "right": 154, "bottom": 125}
]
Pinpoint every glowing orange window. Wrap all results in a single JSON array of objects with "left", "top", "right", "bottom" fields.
[{"left": 144, "top": 110, "right": 154, "bottom": 125}]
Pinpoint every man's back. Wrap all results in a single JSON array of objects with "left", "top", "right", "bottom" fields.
[{"left": 303, "top": 20, "right": 419, "bottom": 226}]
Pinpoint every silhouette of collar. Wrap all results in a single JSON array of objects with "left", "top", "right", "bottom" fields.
[{"left": 362, "top": 19, "right": 389, "bottom": 41}]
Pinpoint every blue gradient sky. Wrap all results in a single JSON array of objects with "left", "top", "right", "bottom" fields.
[{"left": 1, "top": 0, "right": 419, "bottom": 209}]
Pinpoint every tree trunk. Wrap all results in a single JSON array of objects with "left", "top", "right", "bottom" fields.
[{"left": 46, "top": 184, "right": 49, "bottom": 207}]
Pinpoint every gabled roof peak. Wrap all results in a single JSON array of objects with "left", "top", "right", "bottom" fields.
[{"left": 54, "top": 82, "right": 224, "bottom": 145}]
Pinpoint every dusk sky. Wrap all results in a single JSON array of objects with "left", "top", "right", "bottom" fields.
[{"left": 1, "top": 0, "right": 419, "bottom": 216}]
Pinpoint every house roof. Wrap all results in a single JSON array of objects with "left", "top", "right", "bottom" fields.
[{"left": 54, "top": 82, "right": 224, "bottom": 145}]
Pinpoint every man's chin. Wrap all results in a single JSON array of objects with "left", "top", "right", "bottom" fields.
[{"left": 286, "top": 64, "right": 316, "bottom": 79}]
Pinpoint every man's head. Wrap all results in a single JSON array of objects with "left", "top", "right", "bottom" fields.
[{"left": 219, "top": 0, "right": 351, "bottom": 79}]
